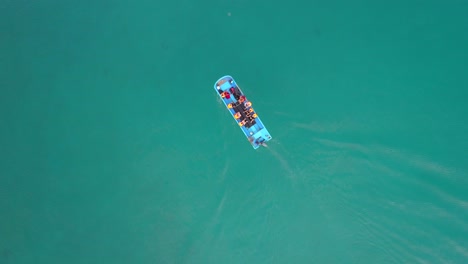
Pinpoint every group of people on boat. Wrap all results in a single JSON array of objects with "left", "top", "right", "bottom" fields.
[
  {"left": 222, "top": 87, "right": 246, "bottom": 105},
  {"left": 219, "top": 83, "right": 257, "bottom": 127},
  {"left": 221, "top": 86, "right": 243, "bottom": 101}
]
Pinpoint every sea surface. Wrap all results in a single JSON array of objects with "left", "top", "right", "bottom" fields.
[{"left": 1, "top": 0, "right": 467, "bottom": 263}]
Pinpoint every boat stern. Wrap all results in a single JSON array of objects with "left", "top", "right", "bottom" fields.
[{"left": 248, "top": 128, "right": 272, "bottom": 149}]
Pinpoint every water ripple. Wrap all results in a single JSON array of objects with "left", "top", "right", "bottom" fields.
[{"left": 305, "top": 137, "right": 467, "bottom": 263}]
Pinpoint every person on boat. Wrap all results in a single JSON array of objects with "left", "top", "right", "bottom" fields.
[
  {"left": 224, "top": 91, "right": 230, "bottom": 99},
  {"left": 230, "top": 87, "right": 241, "bottom": 99}
]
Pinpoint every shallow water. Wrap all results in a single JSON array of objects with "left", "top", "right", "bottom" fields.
[{"left": 1, "top": 0, "right": 467, "bottom": 263}]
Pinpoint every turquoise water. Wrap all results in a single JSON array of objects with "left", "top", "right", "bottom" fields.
[{"left": 1, "top": 0, "right": 467, "bottom": 263}]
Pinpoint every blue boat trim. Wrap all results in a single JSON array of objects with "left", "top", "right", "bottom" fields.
[{"left": 214, "top": 75, "right": 272, "bottom": 149}]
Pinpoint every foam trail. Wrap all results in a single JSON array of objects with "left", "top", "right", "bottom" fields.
[
  {"left": 266, "top": 141, "right": 297, "bottom": 183},
  {"left": 213, "top": 192, "right": 227, "bottom": 225},
  {"left": 218, "top": 161, "right": 229, "bottom": 184}
]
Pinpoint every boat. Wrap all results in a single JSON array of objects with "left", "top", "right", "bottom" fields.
[{"left": 214, "top": 75, "right": 272, "bottom": 149}]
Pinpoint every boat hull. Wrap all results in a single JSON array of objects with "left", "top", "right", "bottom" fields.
[{"left": 214, "top": 75, "right": 272, "bottom": 149}]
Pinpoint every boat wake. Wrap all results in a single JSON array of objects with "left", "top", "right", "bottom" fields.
[
  {"left": 309, "top": 137, "right": 468, "bottom": 263},
  {"left": 264, "top": 138, "right": 298, "bottom": 184}
]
